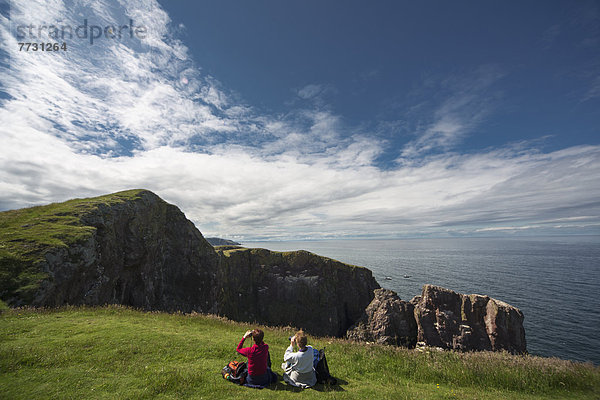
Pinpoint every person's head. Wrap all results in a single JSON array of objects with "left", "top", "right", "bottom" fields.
[
  {"left": 295, "top": 330, "right": 308, "bottom": 349},
  {"left": 252, "top": 329, "right": 264, "bottom": 345}
]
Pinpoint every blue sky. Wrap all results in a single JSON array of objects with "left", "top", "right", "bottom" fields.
[
  {"left": 0, "top": 0, "right": 599, "bottom": 239},
  {"left": 168, "top": 1, "right": 600, "bottom": 154}
]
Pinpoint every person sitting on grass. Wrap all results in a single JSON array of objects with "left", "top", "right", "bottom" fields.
[
  {"left": 281, "top": 330, "right": 317, "bottom": 388},
  {"left": 236, "top": 329, "right": 277, "bottom": 387}
]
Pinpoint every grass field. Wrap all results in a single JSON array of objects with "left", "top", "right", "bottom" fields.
[{"left": 1, "top": 306, "right": 598, "bottom": 400}]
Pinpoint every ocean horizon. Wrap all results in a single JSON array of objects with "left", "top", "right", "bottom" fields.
[{"left": 242, "top": 235, "right": 600, "bottom": 365}]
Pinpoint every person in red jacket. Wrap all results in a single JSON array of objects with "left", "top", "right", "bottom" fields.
[{"left": 236, "top": 329, "right": 276, "bottom": 387}]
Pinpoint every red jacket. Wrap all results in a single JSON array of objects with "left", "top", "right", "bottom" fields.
[{"left": 237, "top": 337, "right": 269, "bottom": 376}]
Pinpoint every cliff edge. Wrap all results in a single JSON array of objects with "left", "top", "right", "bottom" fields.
[
  {"left": 0, "top": 189, "right": 378, "bottom": 337},
  {"left": 0, "top": 190, "right": 219, "bottom": 311},
  {"left": 216, "top": 246, "right": 379, "bottom": 337},
  {"left": 0, "top": 189, "right": 525, "bottom": 353}
]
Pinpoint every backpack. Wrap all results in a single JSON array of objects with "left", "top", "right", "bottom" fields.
[
  {"left": 221, "top": 360, "right": 247, "bottom": 385},
  {"left": 313, "top": 348, "right": 337, "bottom": 385}
]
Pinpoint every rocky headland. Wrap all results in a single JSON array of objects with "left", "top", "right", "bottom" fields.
[
  {"left": 347, "top": 285, "right": 526, "bottom": 354},
  {"left": 0, "top": 189, "right": 526, "bottom": 353},
  {"left": 205, "top": 237, "right": 241, "bottom": 246}
]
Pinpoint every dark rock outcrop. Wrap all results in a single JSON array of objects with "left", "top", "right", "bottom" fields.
[
  {"left": 33, "top": 190, "right": 220, "bottom": 312},
  {"left": 215, "top": 247, "right": 380, "bottom": 337},
  {"left": 346, "top": 288, "right": 417, "bottom": 347},
  {"left": 344, "top": 285, "right": 526, "bottom": 354},
  {"left": 412, "top": 285, "right": 526, "bottom": 354}
]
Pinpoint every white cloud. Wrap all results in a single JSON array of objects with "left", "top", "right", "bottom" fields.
[
  {"left": 2, "top": 108, "right": 599, "bottom": 239},
  {"left": 400, "top": 66, "right": 504, "bottom": 159},
  {"left": 1, "top": 1, "right": 599, "bottom": 240}
]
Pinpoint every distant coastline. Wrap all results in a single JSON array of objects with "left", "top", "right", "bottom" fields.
[{"left": 205, "top": 237, "right": 241, "bottom": 246}]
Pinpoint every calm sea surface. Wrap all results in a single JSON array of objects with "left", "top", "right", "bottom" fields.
[{"left": 242, "top": 236, "right": 600, "bottom": 364}]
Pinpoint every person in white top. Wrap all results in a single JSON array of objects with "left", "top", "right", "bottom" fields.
[{"left": 281, "top": 330, "right": 317, "bottom": 388}]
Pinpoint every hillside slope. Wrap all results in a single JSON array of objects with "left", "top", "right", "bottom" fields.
[{"left": 1, "top": 307, "right": 598, "bottom": 400}]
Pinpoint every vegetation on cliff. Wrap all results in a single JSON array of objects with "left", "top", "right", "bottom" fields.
[
  {"left": 1, "top": 306, "right": 598, "bottom": 400},
  {"left": 0, "top": 189, "right": 149, "bottom": 304},
  {"left": 0, "top": 190, "right": 378, "bottom": 338}
]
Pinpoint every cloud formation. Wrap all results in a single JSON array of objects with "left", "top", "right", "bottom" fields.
[
  {"left": 1, "top": 0, "right": 599, "bottom": 240},
  {"left": 400, "top": 66, "right": 504, "bottom": 158}
]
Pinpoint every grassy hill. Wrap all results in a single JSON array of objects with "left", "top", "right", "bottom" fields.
[
  {"left": 1, "top": 306, "right": 598, "bottom": 400},
  {"left": 0, "top": 189, "right": 148, "bottom": 304}
]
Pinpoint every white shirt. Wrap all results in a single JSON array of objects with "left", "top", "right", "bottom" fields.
[{"left": 284, "top": 345, "right": 314, "bottom": 374}]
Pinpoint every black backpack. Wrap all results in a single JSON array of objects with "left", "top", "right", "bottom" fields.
[
  {"left": 221, "top": 360, "right": 247, "bottom": 385},
  {"left": 314, "top": 348, "right": 337, "bottom": 385}
]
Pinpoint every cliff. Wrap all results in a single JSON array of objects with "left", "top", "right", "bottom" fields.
[
  {"left": 0, "top": 189, "right": 525, "bottom": 352},
  {"left": 216, "top": 247, "right": 379, "bottom": 337},
  {"left": 0, "top": 190, "right": 377, "bottom": 337},
  {"left": 0, "top": 190, "right": 219, "bottom": 311}
]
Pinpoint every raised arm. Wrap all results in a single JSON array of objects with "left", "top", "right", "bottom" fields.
[
  {"left": 284, "top": 345, "right": 296, "bottom": 362},
  {"left": 236, "top": 330, "right": 253, "bottom": 357}
]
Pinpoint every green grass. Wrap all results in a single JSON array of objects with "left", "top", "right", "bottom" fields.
[
  {"left": 0, "top": 189, "right": 148, "bottom": 303},
  {"left": 0, "top": 189, "right": 148, "bottom": 259},
  {"left": 1, "top": 307, "right": 598, "bottom": 400}
]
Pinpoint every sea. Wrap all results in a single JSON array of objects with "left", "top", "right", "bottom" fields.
[{"left": 242, "top": 236, "right": 600, "bottom": 365}]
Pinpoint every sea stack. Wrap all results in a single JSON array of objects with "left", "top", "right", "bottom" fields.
[
  {"left": 411, "top": 285, "right": 527, "bottom": 354},
  {"left": 346, "top": 288, "right": 417, "bottom": 347}
]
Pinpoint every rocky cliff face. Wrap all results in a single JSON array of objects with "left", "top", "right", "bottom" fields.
[
  {"left": 346, "top": 288, "right": 417, "bottom": 347},
  {"left": 215, "top": 247, "right": 380, "bottom": 337},
  {"left": 33, "top": 190, "right": 220, "bottom": 312},
  {"left": 1, "top": 190, "right": 526, "bottom": 351},
  {"left": 348, "top": 284, "right": 526, "bottom": 354},
  {"left": 0, "top": 190, "right": 378, "bottom": 337},
  {"left": 412, "top": 285, "right": 526, "bottom": 354}
]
